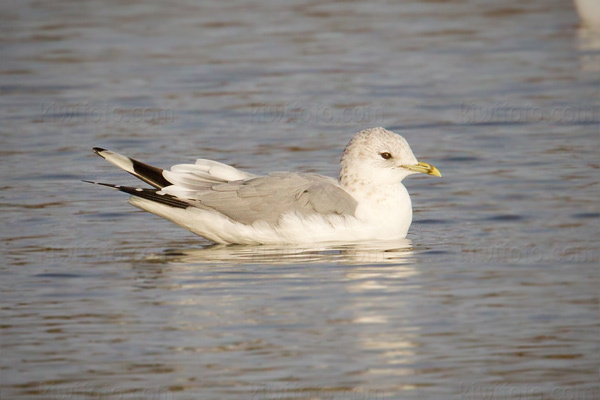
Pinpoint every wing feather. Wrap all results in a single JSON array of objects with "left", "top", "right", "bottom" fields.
[
  {"left": 163, "top": 161, "right": 256, "bottom": 191},
  {"left": 184, "top": 173, "right": 357, "bottom": 225}
]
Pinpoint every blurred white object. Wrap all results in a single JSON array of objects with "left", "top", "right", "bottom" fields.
[
  {"left": 577, "top": 28, "right": 600, "bottom": 71},
  {"left": 574, "top": 0, "right": 600, "bottom": 28}
]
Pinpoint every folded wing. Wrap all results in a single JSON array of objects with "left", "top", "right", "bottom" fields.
[
  {"left": 91, "top": 148, "right": 357, "bottom": 226},
  {"left": 162, "top": 172, "right": 358, "bottom": 225}
]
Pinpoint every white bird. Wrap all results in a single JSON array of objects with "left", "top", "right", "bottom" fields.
[
  {"left": 574, "top": 0, "right": 600, "bottom": 28},
  {"left": 86, "top": 127, "right": 441, "bottom": 244}
]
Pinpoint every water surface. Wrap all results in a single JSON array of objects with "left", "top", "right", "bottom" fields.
[{"left": 1, "top": 0, "right": 598, "bottom": 399}]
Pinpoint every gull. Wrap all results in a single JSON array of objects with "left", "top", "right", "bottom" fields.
[{"left": 86, "top": 127, "right": 441, "bottom": 244}]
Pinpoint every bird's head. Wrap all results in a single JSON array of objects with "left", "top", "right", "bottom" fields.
[{"left": 340, "top": 127, "right": 441, "bottom": 187}]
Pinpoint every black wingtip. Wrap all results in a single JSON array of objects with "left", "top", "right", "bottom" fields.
[
  {"left": 82, "top": 180, "right": 119, "bottom": 189},
  {"left": 86, "top": 181, "right": 189, "bottom": 209},
  {"left": 89, "top": 147, "right": 170, "bottom": 189}
]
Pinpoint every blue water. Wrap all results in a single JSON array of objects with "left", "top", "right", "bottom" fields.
[{"left": 1, "top": 0, "right": 598, "bottom": 399}]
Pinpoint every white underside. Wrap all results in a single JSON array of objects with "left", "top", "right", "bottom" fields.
[{"left": 129, "top": 197, "right": 411, "bottom": 245}]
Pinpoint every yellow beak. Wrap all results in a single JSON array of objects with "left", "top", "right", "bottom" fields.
[{"left": 402, "top": 161, "right": 442, "bottom": 177}]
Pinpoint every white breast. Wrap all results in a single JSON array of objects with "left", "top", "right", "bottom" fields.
[{"left": 346, "top": 183, "right": 413, "bottom": 240}]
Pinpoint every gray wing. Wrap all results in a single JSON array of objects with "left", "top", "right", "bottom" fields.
[{"left": 188, "top": 173, "right": 357, "bottom": 225}]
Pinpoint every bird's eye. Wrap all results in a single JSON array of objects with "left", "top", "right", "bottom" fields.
[{"left": 380, "top": 152, "right": 392, "bottom": 160}]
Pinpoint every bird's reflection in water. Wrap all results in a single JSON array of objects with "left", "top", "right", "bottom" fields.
[
  {"left": 146, "top": 239, "right": 415, "bottom": 266},
  {"left": 134, "top": 239, "right": 422, "bottom": 391}
]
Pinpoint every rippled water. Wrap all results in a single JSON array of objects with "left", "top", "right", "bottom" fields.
[{"left": 1, "top": 0, "right": 599, "bottom": 399}]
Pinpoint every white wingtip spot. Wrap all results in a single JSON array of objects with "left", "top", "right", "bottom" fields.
[{"left": 101, "top": 151, "right": 135, "bottom": 174}]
